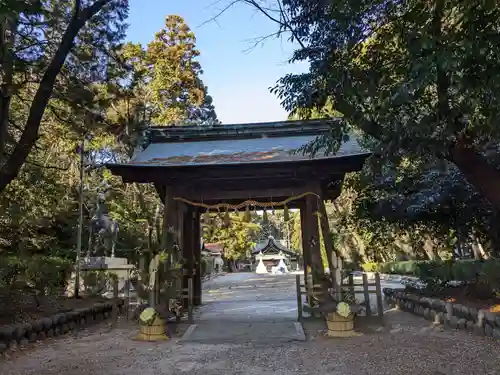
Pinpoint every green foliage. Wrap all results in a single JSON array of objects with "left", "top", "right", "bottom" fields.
[
  {"left": 203, "top": 213, "right": 261, "bottom": 260},
  {"left": 0, "top": 255, "right": 73, "bottom": 294},
  {"left": 364, "top": 259, "right": 500, "bottom": 296},
  {"left": 270, "top": 0, "right": 500, "bottom": 156},
  {"left": 0, "top": 0, "right": 129, "bottom": 193},
  {"left": 0, "top": 10, "right": 221, "bottom": 264},
  {"left": 242, "top": 0, "right": 500, "bottom": 261},
  {"left": 119, "top": 15, "right": 219, "bottom": 125},
  {"left": 361, "top": 263, "right": 378, "bottom": 273}
]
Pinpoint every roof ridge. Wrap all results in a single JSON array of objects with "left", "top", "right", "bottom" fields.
[
  {"left": 148, "top": 118, "right": 340, "bottom": 130},
  {"left": 147, "top": 118, "right": 339, "bottom": 144}
]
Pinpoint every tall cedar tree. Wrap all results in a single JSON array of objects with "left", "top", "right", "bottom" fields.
[{"left": 125, "top": 15, "right": 219, "bottom": 125}]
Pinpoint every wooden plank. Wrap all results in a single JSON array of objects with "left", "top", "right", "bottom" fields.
[
  {"left": 296, "top": 274, "right": 303, "bottom": 321},
  {"left": 177, "top": 184, "right": 315, "bottom": 202},
  {"left": 299, "top": 203, "right": 312, "bottom": 306},
  {"left": 125, "top": 269, "right": 130, "bottom": 321},
  {"left": 375, "top": 273, "right": 384, "bottom": 320},
  {"left": 175, "top": 278, "right": 182, "bottom": 324},
  {"left": 318, "top": 199, "right": 335, "bottom": 273},
  {"left": 342, "top": 283, "right": 378, "bottom": 287},
  {"left": 138, "top": 256, "right": 146, "bottom": 304},
  {"left": 348, "top": 274, "right": 355, "bottom": 297},
  {"left": 340, "top": 287, "right": 379, "bottom": 294},
  {"left": 306, "top": 273, "right": 314, "bottom": 318},
  {"left": 111, "top": 277, "right": 119, "bottom": 328},
  {"left": 362, "top": 273, "right": 372, "bottom": 317},
  {"left": 305, "top": 193, "right": 324, "bottom": 276},
  {"left": 193, "top": 209, "right": 202, "bottom": 306},
  {"left": 188, "top": 278, "right": 194, "bottom": 323},
  {"left": 114, "top": 153, "right": 369, "bottom": 184}
]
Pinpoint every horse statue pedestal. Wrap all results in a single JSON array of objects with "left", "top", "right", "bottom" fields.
[
  {"left": 82, "top": 256, "right": 128, "bottom": 268},
  {"left": 79, "top": 257, "right": 133, "bottom": 298}
]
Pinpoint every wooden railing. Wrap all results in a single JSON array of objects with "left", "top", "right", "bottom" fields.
[
  {"left": 342, "top": 272, "right": 384, "bottom": 319},
  {"left": 295, "top": 272, "right": 384, "bottom": 322},
  {"left": 173, "top": 277, "right": 194, "bottom": 323}
]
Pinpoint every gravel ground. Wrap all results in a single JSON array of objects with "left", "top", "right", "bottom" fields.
[
  {"left": 2, "top": 273, "right": 500, "bottom": 375},
  {"left": 1, "top": 314, "right": 500, "bottom": 375}
]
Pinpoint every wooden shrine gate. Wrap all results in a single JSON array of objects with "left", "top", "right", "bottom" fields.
[{"left": 106, "top": 119, "right": 371, "bottom": 314}]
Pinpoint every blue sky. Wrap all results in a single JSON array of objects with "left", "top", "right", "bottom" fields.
[{"left": 126, "top": 0, "right": 308, "bottom": 124}]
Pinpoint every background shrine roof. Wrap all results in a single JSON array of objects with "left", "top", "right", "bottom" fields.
[
  {"left": 252, "top": 236, "right": 295, "bottom": 255},
  {"left": 118, "top": 119, "right": 369, "bottom": 167}
]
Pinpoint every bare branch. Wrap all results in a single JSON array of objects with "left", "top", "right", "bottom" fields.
[
  {"left": 197, "top": 0, "right": 240, "bottom": 29},
  {"left": 241, "top": 31, "right": 281, "bottom": 53},
  {"left": 25, "top": 159, "right": 69, "bottom": 171},
  {"left": 202, "top": 0, "right": 306, "bottom": 50}
]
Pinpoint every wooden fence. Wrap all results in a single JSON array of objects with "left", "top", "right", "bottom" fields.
[
  {"left": 295, "top": 272, "right": 384, "bottom": 322},
  {"left": 173, "top": 277, "right": 194, "bottom": 323}
]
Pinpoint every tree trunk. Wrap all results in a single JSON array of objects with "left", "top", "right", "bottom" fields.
[
  {"left": 449, "top": 145, "right": 500, "bottom": 209},
  {"left": 470, "top": 233, "right": 489, "bottom": 260},
  {"left": 422, "top": 234, "right": 440, "bottom": 261},
  {"left": 0, "top": 15, "right": 18, "bottom": 166},
  {"left": 154, "top": 203, "right": 162, "bottom": 245},
  {"left": 318, "top": 200, "right": 335, "bottom": 271},
  {"left": 0, "top": 0, "right": 112, "bottom": 193}
]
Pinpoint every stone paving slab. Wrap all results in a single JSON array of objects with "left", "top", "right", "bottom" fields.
[
  {"left": 180, "top": 321, "right": 306, "bottom": 344},
  {"left": 196, "top": 299, "right": 299, "bottom": 321}
]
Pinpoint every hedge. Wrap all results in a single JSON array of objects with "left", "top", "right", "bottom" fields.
[
  {"left": 0, "top": 255, "right": 74, "bottom": 297},
  {"left": 361, "top": 259, "right": 500, "bottom": 294}
]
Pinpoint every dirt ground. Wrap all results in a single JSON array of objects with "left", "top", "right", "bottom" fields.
[
  {"left": 406, "top": 285, "right": 500, "bottom": 312},
  {"left": 0, "top": 295, "right": 108, "bottom": 326},
  {"left": 1, "top": 311, "right": 500, "bottom": 375}
]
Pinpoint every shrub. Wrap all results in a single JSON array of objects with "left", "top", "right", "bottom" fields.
[
  {"left": 363, "top": 259, "right": 500, "bottom": 298},
  {"left": 361, "top": 262, "right": 379, "bottom": 272},
  {"left": 0, "top": 255, "right": 73, "bottom": 296}
]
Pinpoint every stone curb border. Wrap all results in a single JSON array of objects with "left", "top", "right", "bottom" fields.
[
  {"left": 0, "top": 299, "right": 125, "bottom": 355},
  {"left": 383, "top": 288, "right": 500, "bottom": 339},
  {"left": 294, "top": 322, "right": 306, "bottom": 341},
  {"left": 179, "top": 324, "right": 198, "bottom": 342}
]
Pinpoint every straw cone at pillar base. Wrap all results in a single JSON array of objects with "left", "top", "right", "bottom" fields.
[
  {"left": 134, "top": 307, "right": 169, "bottom": 341},
  {"left": 255, "top": 253, "right": 268, "bottom": 274}
]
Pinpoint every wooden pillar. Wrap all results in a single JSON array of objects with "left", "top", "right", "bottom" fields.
[
  {"left": 318, "top": 199, "right": 334, "bottom": 272},
  {"left": 154, "top": 186, "right": 178, "bottom": 307},
  {"left": 163, "top": 186, "right": 179, "bottom": 263},
  {"left": 299, "top": 201, "right": 313, "bottom": 307},
  {"left": 181, "top": 205, "right": 194, "bottom": 309},
  {"left": 318, "top": 199, "right": 342, "bottom": 300},
  {"left": 176, "top": 202, "right": 185, "bottom": 264},
  {"left": 305, "top": 193, "right": 324, "bottom": 278},
  {"left": 193, "top": 209, "right": 202, "bottom": 305},
  {"left": 299, "top": 203, "right": 312, "bottom": 275}
]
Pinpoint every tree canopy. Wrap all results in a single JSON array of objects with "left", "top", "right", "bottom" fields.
[
  {"left": 0, "top": 11, "right": 219, "bottom": 259},
  {"left": 238, "top": 0, "right": 500, "bottom": 211},
  {"left": 227, "top": 0, "right": 500, "bottom": 262},
  {"left": 0, "top": 0, "right": 129, "bottom": 194}
]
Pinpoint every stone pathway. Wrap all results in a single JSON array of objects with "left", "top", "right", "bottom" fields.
[
  {"left": 198, "top": 273, "right": 299, "bottom": 321},
  {"left": 181, "top": 273, "right": 305, "bottom": 343}
]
